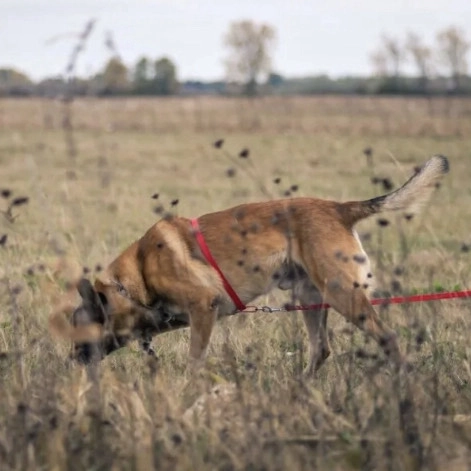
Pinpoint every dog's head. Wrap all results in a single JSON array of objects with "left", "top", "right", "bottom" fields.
[
  {"left": 71, "top": 274, "right": 188, "bottom": 364},
  {"left": 71, "top": 278, "right": 123, "bottom": 363},
  {"left": 70, "top": 233, "right": 192, "bottom": 363}
]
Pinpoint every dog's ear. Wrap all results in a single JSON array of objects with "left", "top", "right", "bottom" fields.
[
  {"left": 75, "top": 278, "right": 107, "bottom": 325},
  {"left": 69, "top": 279, "right": 111, "bottom": 364}
]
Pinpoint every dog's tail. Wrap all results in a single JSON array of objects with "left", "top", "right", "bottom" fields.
[{"left": 340, "top": 155, "right": 449, "bottom": 227}]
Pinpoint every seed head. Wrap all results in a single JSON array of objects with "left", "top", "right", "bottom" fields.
[
  {"left": 391, "top": 280, "right": 402, "bottom": 293},
  {"left": 393, "top": 266, "right": 404, "bottom": 276},
  {"left": 377, "top": 218, "right": 390, "bottom": 227},
  {"left": 11, "top": 196, "right": 29, "bottom": 207},
  {"left": 353, "top": 254, "right": 366, "bottom": 264},
  {"left": 382, "top": 178, "right": 394, "bottom": 191}
]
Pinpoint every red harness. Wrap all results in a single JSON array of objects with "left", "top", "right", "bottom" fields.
[{"left": 190, "top": 218, "right": 246, "bottom": 311}]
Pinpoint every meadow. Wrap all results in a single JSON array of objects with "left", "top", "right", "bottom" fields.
[{"left": 0, "top": 95, "right": 471, "bottom": 470}]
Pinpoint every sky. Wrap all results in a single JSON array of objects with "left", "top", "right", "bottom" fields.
[{"left": 2, "top": 0, "right": 471, "bottom": 81}]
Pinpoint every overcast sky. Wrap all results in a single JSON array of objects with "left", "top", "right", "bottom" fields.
[{"left": 2, "top": 0, "right": 471, "bottom": 81}]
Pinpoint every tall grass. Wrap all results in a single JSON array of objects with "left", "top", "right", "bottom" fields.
[{"left": 0, "top": 96, "right": 470, "bottom": 470}]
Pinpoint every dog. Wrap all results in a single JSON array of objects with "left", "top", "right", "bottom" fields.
[{"left": 71, "top": 155, "right": 448, "bottom": 375}]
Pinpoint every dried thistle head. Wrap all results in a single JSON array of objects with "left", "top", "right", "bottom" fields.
[
  {"left": 377, "top": 218, "right": 390, "bottom": 227},
  {"left": 381, "top": 178, "right": 394, "bottom": 191},
  {"left": 11, "top": 196, "right": 29, "bottom": 207},
  {"left": 153, "top": 205, "right": 164, "bottom": 215},
  {"left": 239, "top": 148, "right": 249, "bottom": 158}
]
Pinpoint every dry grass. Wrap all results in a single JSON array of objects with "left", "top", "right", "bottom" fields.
[{"left": 0, "top": 95, "right": 471, "bottom": 470}]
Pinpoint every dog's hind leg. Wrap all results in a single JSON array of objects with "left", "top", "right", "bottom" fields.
[
  {"left": 325, "top": 280, "right": 402, "bottom": 368},
  {"left": 295, "top": 279, "right": 331, "bottom": 377},
  {"left": 301, "top": 229, "right": 403, "bottom": 368}
]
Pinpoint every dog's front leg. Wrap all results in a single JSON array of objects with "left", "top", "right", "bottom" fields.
[
  {"left": 188, "top": 308, "right": 218, "bottom": 373},
  {"left": 140, "top": 337, "right": 157, "bottom": 357},
  {"left": 186, "top": 295, "right": 222, "bottom": 374}
]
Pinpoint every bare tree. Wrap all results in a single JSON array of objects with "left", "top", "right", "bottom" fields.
[
  {"left": 370, "top": 50, "right": 389, "bottom": 77},
  {"left": 224, "top": 20, "right": 276, "bottom": 96},
  {"left": 436, "top": 26, "right": 470, "bottom": 92},
  {"left": 370, "top": 35, "right": 404, "bottom": 92},
  {"left": 383, "top": 35, "right": 404, "bottom": 80},
  {"left": 406, "top": 32, "right": 433, "bottom": 93}
]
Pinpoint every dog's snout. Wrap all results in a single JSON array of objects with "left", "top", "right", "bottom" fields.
[{"left": 74, "top": 342, "right": 103, "bottom": 364}]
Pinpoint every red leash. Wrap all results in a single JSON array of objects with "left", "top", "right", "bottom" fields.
[{"left": 279, "top": 289, "right": 471, "bottom": 312}]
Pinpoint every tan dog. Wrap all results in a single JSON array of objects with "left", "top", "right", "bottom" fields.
[{"left": 72, "top": 155, "right": 448, "bottom": 374}]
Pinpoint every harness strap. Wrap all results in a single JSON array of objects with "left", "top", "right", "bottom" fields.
[{"left": 190, "top": 218, "right": 246, "bottom": 311}]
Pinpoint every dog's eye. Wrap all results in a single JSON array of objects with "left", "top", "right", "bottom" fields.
[
  {"left": 98, "top": 292, "right": 108, "bottom": 308},
  {"left": 117, "top": 284, "right": 127, "bottom": 296}
]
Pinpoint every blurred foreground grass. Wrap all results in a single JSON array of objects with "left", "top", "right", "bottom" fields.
[{"left": 0, "top": 96, "right": 470, "bottom": 470}]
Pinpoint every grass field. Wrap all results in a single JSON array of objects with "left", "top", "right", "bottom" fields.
[{"left": 0, "top": 95, "right": 471, "bottom": 470}]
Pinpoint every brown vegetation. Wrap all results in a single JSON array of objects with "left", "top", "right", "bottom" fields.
[{"left": 0, "top": 96, "right": 470, "bottom": 470}]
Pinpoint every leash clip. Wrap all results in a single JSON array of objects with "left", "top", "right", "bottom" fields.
[{"left": 261, "top": 305, "right": 283, "bottom": 313}]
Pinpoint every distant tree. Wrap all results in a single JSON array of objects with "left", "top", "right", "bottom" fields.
[
  {"left": 133, "top": 56, "right": 152, "bottom": 94},
  {"left": 370, "top": 50, "right": 389, "bottom": 76},
  {"left": 150, "top": 57, "right": 178, "bottom": 95},
  {"left": 370, "top": 35, "right": 404, "bottom": 93},
  {"left": 266, "top": 72, "right": 284, "bottom": 87},
  {"left": 436, "top": 26, "right": 470, "bottom": 93},
  {"left": 224, "top": 20, "right": 276, "bottom": 96},
  {"left": 406, "top": 32, "right": 433, "bottom": 93},
  {"left": 0, "top": 68, "right": 33, "bottom": 96},
  {"left": 100, "top": 57, "right": 130, "bottom": 95}
]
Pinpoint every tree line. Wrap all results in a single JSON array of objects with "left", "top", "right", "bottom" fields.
[
  {"left": 0, "top": 21, "right": 470, "bottom": 97},
  {"left": 370, "top": 26, "right": 470, "bottom": 94}
]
